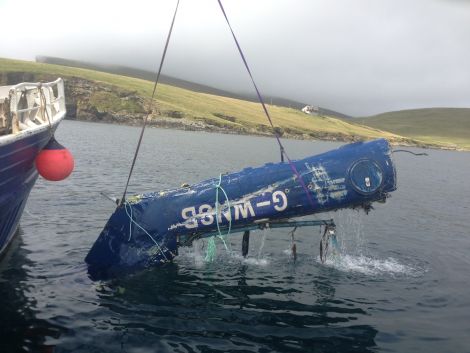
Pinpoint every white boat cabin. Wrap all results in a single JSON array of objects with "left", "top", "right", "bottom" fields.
[{"left": 0, "top": 78, "right": 66, "bottom": 138}]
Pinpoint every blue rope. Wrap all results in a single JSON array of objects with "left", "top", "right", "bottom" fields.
[
  {"left": 205, "top": 174, "right": 232, "bottom": 262},
  {"left": 215, "top": 174, "right": 232, "bottom": 248},
  {"left": 124, "top": 201, "right": 169, "bottom": 261}
]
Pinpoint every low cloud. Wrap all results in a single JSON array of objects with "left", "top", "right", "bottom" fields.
[{"left": 0, "top": 0, "right": 469, "bottom": 115}]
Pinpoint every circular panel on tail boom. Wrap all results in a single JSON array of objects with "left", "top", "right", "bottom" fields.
[{"left": 349, "top": 159, "right": 383, "bottom": 195}]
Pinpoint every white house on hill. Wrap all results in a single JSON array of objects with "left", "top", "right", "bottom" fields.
[{"left": 301, "top": 105, "right": 319, "bottom": 115}]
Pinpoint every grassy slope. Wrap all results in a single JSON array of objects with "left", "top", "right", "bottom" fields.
[
  {"left": 357, "top": 108, "right": 470, "bottom": 150},
  {"left": 0, "top": 58, "right": 425, "bottom": 145}
]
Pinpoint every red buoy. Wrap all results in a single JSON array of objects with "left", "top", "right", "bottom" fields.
[{"left": 35, "top": 137, "right": 74, "bottom": 181}]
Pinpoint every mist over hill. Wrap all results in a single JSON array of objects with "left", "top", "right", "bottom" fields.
[
  {"left": 2, "top": 57, "right": 467, "bottom": 150},
  {"left": 35, "top": 56, "right": 352, "bottom": 120}
]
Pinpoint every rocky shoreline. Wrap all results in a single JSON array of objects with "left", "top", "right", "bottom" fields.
[
  {"left": 62, "top": 77, "right": 440, "bottom": 149},
  {"left": 1, "top": 71, "right": 462, "bottom": 151},
  {"left": 60, "top": 76, "right": 376, "bottom": 143}
]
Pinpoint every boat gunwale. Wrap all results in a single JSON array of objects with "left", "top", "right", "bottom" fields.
[{"left": 0, "top": 78, "right": 65, "bottom": 147}]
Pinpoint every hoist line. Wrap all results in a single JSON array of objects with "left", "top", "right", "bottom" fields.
[
  {"left": 120, "top": 0, "right": 181, "bottom": 206},
  {"left": 120, "top": 0, "right": 315, "bottom": 210},
  {"left": 216, "top": 0, "right": 315, "bottom": 208}
]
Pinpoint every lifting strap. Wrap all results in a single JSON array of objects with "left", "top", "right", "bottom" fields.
[
  {"left": 121, "top": 0, "right": 315, "bottom": 209},
  {"left": 217, "top": 0, "right": 315, "bottom": 208},
  {"left": 120, "top": 0, "right": 181, "bottom": 205}
]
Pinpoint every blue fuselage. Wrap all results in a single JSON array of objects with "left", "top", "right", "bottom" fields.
[{"left": 86, "top": 139, "right": 397, "bottom": 278}]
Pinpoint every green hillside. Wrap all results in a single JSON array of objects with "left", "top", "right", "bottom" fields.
[
  {"left": 0, "top": 57, "right": 446, "bottom": 148},
  {"left": 357, "top": 108, "right": 470, "bottom": 150}
]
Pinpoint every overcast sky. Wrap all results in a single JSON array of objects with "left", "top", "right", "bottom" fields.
[{"left": 0, "top": 0, "right": 469, "bottom": 116}]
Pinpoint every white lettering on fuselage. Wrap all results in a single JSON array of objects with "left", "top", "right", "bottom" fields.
[
  {"left": 198, "top": 204, "right": 214, "bottom": 226},
  {"left": 234, "top": 202, "right": 255, "bottom": 220},
  {"left": 181, "top": 206, "right": 198, "bottom": 229},
  {"left": 273, "top": 190, "right": 288, "bottom": 211},
  {"left": 181, "top": 190, "right": 288, "bottom": 229}
]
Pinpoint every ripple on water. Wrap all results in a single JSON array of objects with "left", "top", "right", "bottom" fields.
[{"left": 2, "top": 121, "right": 469, "bottom": 353}]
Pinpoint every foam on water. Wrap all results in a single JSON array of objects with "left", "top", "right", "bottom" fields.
[
  {"left": 231, "top": 253, "right": 270, "bottom": 266},
  {"left": 321, "top": 254, "right": 424, "bottom": 277}
]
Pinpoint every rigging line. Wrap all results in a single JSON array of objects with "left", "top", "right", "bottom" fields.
[
  {"left": 124, "top": 201, "right": 169, "bottom": 261},
  {"left": 205, "top": 174, "right": 232, "bottom": 262},
  {"left": 120, "top": 0, "right": 181, "bottom": 206},
  {"left": 214, "top": 174, "right": 231, "bottom": 251},
  {"left": 216, "top": 0, "right": 315, "bottom": 208}
]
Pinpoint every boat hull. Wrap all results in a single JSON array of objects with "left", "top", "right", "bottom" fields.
[
  {"left": 0, "top": 128, "right": 53, "bottom": 257},
  {"left": 1, "top": 78, "right": 66, "bottom": 259},
  {"left": 86, "top": 138, "right": 397, "bottom": 279}
]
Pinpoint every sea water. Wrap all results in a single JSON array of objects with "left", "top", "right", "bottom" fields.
[{"left": 0, "top": 120, "right": 469, "bottom": 353}]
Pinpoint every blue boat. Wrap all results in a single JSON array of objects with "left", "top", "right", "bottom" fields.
[
  {"left": 86, "top": 138, "right": 397, "bottom": 279},
  {"left": 0, "top": 79, "right": 66, "bottom": 258}
]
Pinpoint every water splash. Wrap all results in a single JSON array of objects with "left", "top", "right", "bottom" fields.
[
  {"left": 321, "top": 210, "right": 426, "bottom": 277},
  {"left": 321, "top": 254, "right": 424, "bottom": 277},
  {"left": 179, "top": 237, "right": 270, "bottom": 268},
  {"left": 334, "top": 209, "right": 367, "bottom": 256},
  {"left": 232, "top": 253, "right": 270, "bottom": 267},
  {"left": 177, "top": 209, "right": 425, "bottom": 277},
  {"left": 257, "top": 228, "right": 268, "bottom": 259},
  {"left": 181, "top": 239, "right": 207, "bottom": 268}
]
